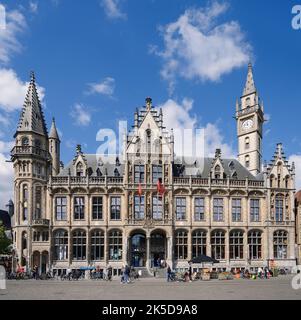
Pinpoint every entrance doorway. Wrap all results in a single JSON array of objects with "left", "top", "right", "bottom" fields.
[
  {"left": 150, "top": 231, "right": 166, "bottom": 268},
  {"left": 130, "top": 234, "right": 146, "bottom": 267}
]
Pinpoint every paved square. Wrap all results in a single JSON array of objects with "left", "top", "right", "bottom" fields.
[{"left": 0, "top": 276, "right": 301, "bottom": 300}]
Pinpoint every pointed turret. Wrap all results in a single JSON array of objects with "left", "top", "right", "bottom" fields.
[
  {"left": 243, "top": 62, "right": 256, "bottom": 96},
  {"left": 15, "top": 72, "right": 47, "bottom": 138},
  {"left": 49, "top": 117, "right": 61, "bottom": 176},
  {"left": 49, "top": 118, "right": 60, "bottom": 141}
]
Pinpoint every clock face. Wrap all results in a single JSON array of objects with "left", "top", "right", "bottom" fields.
[{"left": 242, "top": 119, "right": 254, "bottom": 131}]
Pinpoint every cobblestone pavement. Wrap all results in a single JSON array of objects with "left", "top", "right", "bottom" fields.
[{"left": 0, "top": 276, "right": 301, "bottom": 300}]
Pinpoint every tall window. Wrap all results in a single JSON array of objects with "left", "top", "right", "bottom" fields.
[
  {"left": 273, "top": 230, "right": 288, "bottom": 259},
  {"left": 42, "top": 231, "right": 49, "bottom": 242},
  {"left": 35, "top": 186, "right": 42, "bottom": 219},
  {"left": 213, "top": 198, "right": 224, "bottom": 222},
  {"left": 54, "top": 230, "right": 68, "bottom": 261},
  {"left": 152, "top": 165, "right": 162, "bottom": 183},
  {"left": 175, "top": 230, "right": 188, "bottom": 260},
  {"left": 92, "top": 197, "right": 103, "bottom": 220},
  {"left": 74, "top": 197, "right": 85, "bottom": 220},
  {"left": 76, "top": 162, "right": 84, "bottom": 177},
  {"left": 109, "top": 230, "right": 123, "bottom": 260},
  {"left": 72, "top": 230, "right": 86, "bottom": 260},
  {"left": 195, "top": 198, "right": 205, "bottom": 221},
  {"left": 152, "top": 195, "right": 163, "bottom": 220},
  {"left": 245, "top": 137, "right": 250, "bottom": 149},
  {"left": 91, "top": 230, "right": 105, "bottom": 261},
  {"left": 211, "top": 230, "right": 225, "bottom": 260},
  {"left": 275, "top": 195, "right": 284, "bottom": 222},
  {"left": 55, "top": 197, "right": 67, "bottom": 221},
  {"left": 110, "top": 197, "right": 121, "bottom": 220},
  {"left": 245, "top": 155, "right": 250, "bottom": 168},
  {"left": 176, "top": 197, "right": 186, "bottom": 220},
  {"left": 248, "top": 230, "right": 262, "bottom": 260},
  {"left": 229, "top": 230, "right": 244, "bottom": 260},
  {"left": 192, "top": 230, "right": 207, "bottom": 258},
  {"left": 33, "top": 232, "right": 41, "bottom": 242},
  {"left": 134, "top": 196, "right": 145, "bottom": 220},
  {"left": 232, "top": 199, "right": 242, "bottom": 222},
  {"left": 250, "top": 199, "right": 260, "bottom": 222},
  {"left": 22, "top": 184, "right": 28, "bottom": 221},
  {"left": 134, "top": 165, "right": 145, "bottom": 183}
]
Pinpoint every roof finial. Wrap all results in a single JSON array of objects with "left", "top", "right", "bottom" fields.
[
  {"left": 145, "top": 97, "right": 152, "bottom": 111},
  {"left": 76, "top": 144, "right": 82, "bottom": 154}
]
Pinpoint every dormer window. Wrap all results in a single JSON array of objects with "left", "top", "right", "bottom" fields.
[
  {"left": 215, "top": 165, "right": 221, "bottom": 179},
  {"left": 114, "top": 168, "right": 120, "bottom": 177},
  {"left": 76, "top": 162, "right": 84, "bottom": 177}
]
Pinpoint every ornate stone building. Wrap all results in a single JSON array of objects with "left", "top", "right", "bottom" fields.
[{"left": 11, "top": 65, "right": 298, "bottom": 275}]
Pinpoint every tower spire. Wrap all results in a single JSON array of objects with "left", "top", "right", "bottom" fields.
[
  {"left": 15, "top": 71, "right": 48, "bottom": 137},
  {"left": 243, "top": 62, "right": 256, "bottom": 96}
]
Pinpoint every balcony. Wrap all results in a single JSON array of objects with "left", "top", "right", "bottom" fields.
[
  {"left": 11, "top": 146, "right": 50, "bottom": 159},
  {"left": 51, "top": 176, "right": 123, "bottom": 186},
  {"left": 32, "top": 219, "right": 50, "bottom": 227}
]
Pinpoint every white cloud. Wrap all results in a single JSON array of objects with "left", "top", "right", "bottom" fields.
[
  {"left": 152, "top": 1, "right": 251, "bottom": 93},
  {"left": 0, "top": 9, "right": 27, "bottom": 64},
  {"left": 87, "top": 77, "right": 115, "bottom": 96},
  {"left": 70, "top": 104, "right": 91, "bottom": 126},
  {"left": 0, "top": 68, "right": 45, "bottom": 112},
  {"left": 100, "top": 0, "right": 126, "bottom": 20},
  {"left": 29, "top": 2, "right": 38, "bottom": 13},
  {"left": 159, "top": 98, "right": 236, "bottom": 159},
  {"left": 0, "top": 140, "right": 14, "bottom": 210},
  {"left": 289, "top": 154, "right": 301, "bottom": 191}
]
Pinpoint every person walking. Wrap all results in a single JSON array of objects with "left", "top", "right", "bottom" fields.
[
  {"left": 167, "top": 265, "right": 172, "bottom": 282},
  {"left": 107, "top": 265, "right": 113, "bottom": 281},
  {"left": 188, "top": 263, "right": 193, "bottom": 282},
  {"left": 124, "top": 265, "right": 130, "bottom": 283}
]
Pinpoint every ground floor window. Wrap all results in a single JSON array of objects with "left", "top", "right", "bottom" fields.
[
  {"left": 211, "top": 230, "right": 225, "bottom": 260},
  {"left": 72, "top": 230, "right": 86, "bottom": 260},
  {"left": 229, "top": 230, "right": 244, "bottom": 260},
  {"left": 109, "top": 230, "right": 123, "bottom": 260},
  {"left": 273, "top": 230, "right": 288, "bottom": 259},
  {"left": 192, "top": 230, "right": 206, "bottom": 258},
  {"left": 91, "top": 230, "right": 105, "bottom": 260},
  {"left": 54, "top": 230, "right": 68, "bottom": 260},
  {"left": 175, "top": 230, "right": 188, "bottom": 260},
  {"left": 248, "top": 230, "right": 262, "bottom": 260}
]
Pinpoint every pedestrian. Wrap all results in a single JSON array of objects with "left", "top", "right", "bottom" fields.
[
  {"left": 107, "top": 265, "right": 113, "bottom": 281},
  {"left": 167, "top": 265, "right": 172, "bottom": 282},
  {"left": 188, "top": 263, "right": 192, "bottom": 282},
  {"left": 124, "top": 265, "right": 130, "bottom": 283},
  {"left": 120, "top": 266, "right": 125, "bottom": 283}
]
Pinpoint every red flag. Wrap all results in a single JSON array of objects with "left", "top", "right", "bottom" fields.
[
  {"left": 138, "top": 183, "right": 143, "bottom": 197},
  {"left": 157, "top": 179, "right": 165, "bottom": 195}
]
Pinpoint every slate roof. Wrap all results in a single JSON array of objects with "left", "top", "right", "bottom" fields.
[{"left": 0, "top": 210, "right": 11, "bottom": 229}]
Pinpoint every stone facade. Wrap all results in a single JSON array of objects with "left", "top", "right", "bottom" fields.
[{"left": 10, "top": 67, "right": 298, "bottom": 275}]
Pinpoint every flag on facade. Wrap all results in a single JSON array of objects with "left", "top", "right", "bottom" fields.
[
  {"left": 138, "top": 182, "right": 143, "bottom": 197},
  {"left": 157, "top": 178, "right": 165, "bottom": 195}
]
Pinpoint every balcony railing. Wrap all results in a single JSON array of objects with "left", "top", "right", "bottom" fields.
[
  {"left": 51, "top": 176, "right": 123, "bottom": 186},
  {"left": 32, "top": 219, "right": 50, "bottom": 227},
  {"left": 11, "top": 146, "right": 50, "bottom": 159}
]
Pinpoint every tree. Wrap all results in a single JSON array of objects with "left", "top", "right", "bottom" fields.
[{"left": 0, "top": 222, "right": 11, "bottom": 254}]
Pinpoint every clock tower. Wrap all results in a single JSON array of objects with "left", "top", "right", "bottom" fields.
[{"left": 236, "top": 63, "right": 264, "bottom": 176}]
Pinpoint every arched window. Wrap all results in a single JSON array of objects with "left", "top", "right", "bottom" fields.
[
  {"left": 175, "top": 230, "right": 188, "bottom": 260},
  {"left": 248, "top": 230, "right": 262, "bottom": 260},
  {"left": 109, "top": 230, "right": 123, "bottom": 260},
  {"left": 211, "top": 230, "right": 225, "bottom": 260},
  {"left": 76, "top": 162, "right": 84, "bottom": 177},
  {"left": 34, "top": 186, "right": 42, "bottom": 219},
  {"left": 192, "top": 230, "right": 207, "bottom": 258},
  {"left": 285, "top": 176, "right": 289, "bottom": 189},
  {"left": 91, "top": 230, "right": 105, "bottom": 261},
  {"left": 146, "top": 129, "right": 151, "bottom": 154},
  {"left": 273, "top": 230, "right": 288, "bottom": 259},
  {"left": 22, "top": 137, "right": 29, "bottom": 146},
  {"left": 270, "top": 174, "right": 274, "bottom": 188},
  {"left": 72, "top": 230, "right": 87, "bottom": 260},
  {"left": 22, "top": 232, "right": 27, "bottom": 251},
  {"left": 229, "top": 230, "right": 244, "bottom": 260},
  {"left": 54, "top": 230, "right": 68, "bottom": 261},
  {"left": 275, "top": 195, "right": 284, "bottom": 222},
  {"left": 246, "top": 97, "right": 251, "bottom": 107}
]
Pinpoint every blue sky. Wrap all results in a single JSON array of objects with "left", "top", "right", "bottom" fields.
[{"left": 0, "top": 0, "right": 301, "bottom": 208}]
